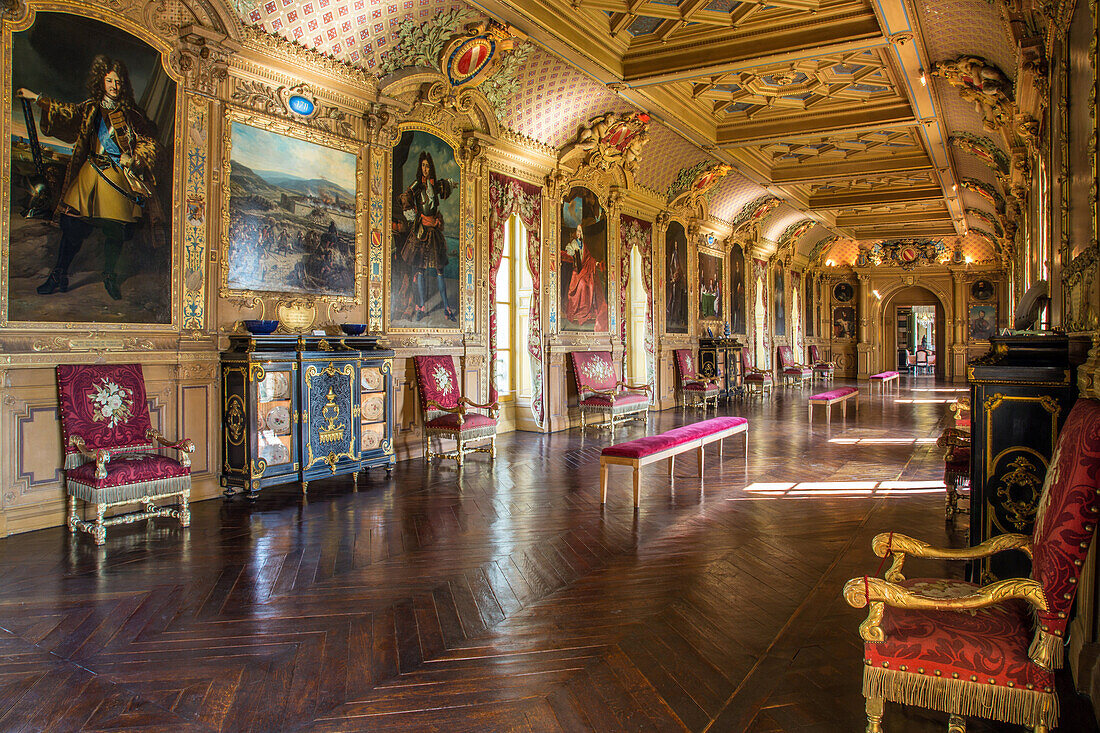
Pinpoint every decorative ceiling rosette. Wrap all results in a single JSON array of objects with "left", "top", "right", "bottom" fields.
[{"left": 950, "top": 133, "right": 1011, "bottom": 176}]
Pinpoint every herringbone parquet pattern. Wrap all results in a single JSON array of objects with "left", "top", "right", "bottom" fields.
[{"left": 0, "top": 378, "right": 1096, "bottom": 731}]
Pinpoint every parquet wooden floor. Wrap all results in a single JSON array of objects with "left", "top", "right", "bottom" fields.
[{"left": 1, "top": 377, "right": 1097, "bottom": 731}]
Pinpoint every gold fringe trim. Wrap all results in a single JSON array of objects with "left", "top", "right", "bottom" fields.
[{"left": 864, "top": 666, "right": 1057, "bottom": 727}]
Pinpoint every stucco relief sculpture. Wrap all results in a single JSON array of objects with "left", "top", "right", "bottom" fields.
[
  {"left": 933, "top": 55, "right": 1014, "bottom": 131},
  {"left": 558, "top": 111, "right": 651, "bottom": 178}
]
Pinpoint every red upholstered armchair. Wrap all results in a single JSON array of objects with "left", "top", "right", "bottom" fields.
[
  {"left": 808, "top": 344, "right": 835, "bottom": 384},
  {"left": 844, "top": 397, "right": 1100, "bottom": 733},
  {"left": 569, "top": 350, "right": 650, "bottom": 439},
  {"left": 776, "top": 345, "right": 812, "bottom": 389},
  {"left": 673, "top": 349, "right": 718, "bottom": 410},
  {"left": 741, "top": 348, "right": 773, "bottom": 397},
  {"left": 412, "top": 354, "right": 498, "bottom": 467},
  {"left": 56, "top": 364, "right": 194, "bottom": 545}
]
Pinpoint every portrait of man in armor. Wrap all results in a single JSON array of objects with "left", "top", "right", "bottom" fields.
[
  {"left": 7, "top": 12, "right": 175, "bottom": 323},
  {"left": 390, "top": 130, "right": 461, "bottom": 329}
]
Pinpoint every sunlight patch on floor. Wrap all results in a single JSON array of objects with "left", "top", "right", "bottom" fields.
[
  {"left": 737, "top": 479, "right": 945, "bottom": 499},
  {"left": 829, "top": 437, "right": 939, "bottom": 445}
]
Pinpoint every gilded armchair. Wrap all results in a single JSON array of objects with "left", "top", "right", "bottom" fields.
[
  {"left": 673, "top": 348, "right": 719, "bottom": 410},
  {"left": 843, "top": 397, "right": 1100, "bottom": 733},
  {"left": 56, "top": 363, "right": 194, "bottom": 545},
  {"left": 776, "top": 345, "right": 813, "bottom": 388},
  {"left": 569, "top": 350, "right": 650, "bottom": 440},
  {"left": 741, "top": 348, "right": 773, "bottom": 397},
  {"left": 808, "top": 344, "right": 835, "bottom": 384},
  {"left": 412, "top": 354, "right": 498, "bottom": 467}
]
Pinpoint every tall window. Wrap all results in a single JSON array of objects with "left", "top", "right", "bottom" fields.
[
  {"left": 494, "top": 216, "right": 534, "bottom": 401},
  {"left": 626, "top": 247, "right": 647, "bottom": 383}
]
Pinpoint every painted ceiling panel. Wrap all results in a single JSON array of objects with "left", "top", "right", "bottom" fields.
[
  {"left": 238, "top": 0, "right": 469, "bottom": 69},
  {"left": 499, "top": 46, "right": 631, "bottom": 149},
  {"left": 915, "top": 0, "right": 1017, "bottom": 83},
  {"left": 935, "top": 78, "right": 995, "bottom": 141},
  {"left": 763, "top": 207, "right": 812, "bottom": 243},
  {"left": 708, "top": 174, "right": 769, "bottom": 224}
]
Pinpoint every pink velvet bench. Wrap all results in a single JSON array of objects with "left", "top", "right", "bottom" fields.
[
  {"left": 869, "top": 370, "right": 900, "bottom": 395},
  {"left": 599, "top": 417, "right": 749, "bottom": 507},
  {"left": 808, "top": 387, "right": 858, "bottom": 423}
]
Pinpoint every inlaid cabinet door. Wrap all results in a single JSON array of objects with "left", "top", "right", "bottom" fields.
[{"left": 301, "top": 359, "right": 360, "bottom": 475}]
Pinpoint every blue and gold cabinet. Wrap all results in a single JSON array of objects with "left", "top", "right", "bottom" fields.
[
  {"left": 300, "top": 357, "right": 359, "bottom": 488},
  {"left": 220, "top": 335, "right": 395, "bottom": 496}
]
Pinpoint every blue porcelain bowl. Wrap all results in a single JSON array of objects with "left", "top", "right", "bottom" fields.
[
  {"left": 243, "top": 319, "right": 279, "bottom": 335},
  {"left": 340, "top": 323, "right": 368, "bottom": 336}
]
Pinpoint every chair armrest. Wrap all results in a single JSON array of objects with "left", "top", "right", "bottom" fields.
[
  {"left": 147, "top": 428, "right": 195, "bottom": 468},
  {"left": 425, "top": 400, "right": 467, "bottom": 415},
  {"left": 842, "top": 575, "right": 1049, "bottom": 645},
  {"left": 618, "top": 382, "right": 651, "bottom": 393},
  {"left": 69, "top": 435, "right": 110, "bottom": 479},
  {"left": 461, "top": 397, "right": 500, "bottom": 417},
  {"left": 871, "top": 532, "right": 1031, "bottom": 582},
  {"left": 582, "top": 388, "right": 619, "bottom": 399}
]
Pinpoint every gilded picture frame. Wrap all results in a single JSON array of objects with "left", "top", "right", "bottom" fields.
[
  {"left": 385, "top": 122, "right": 464, "bottom": 334},
  {"left": 697, "top": 246, "right": 724, "bottom": 323},
  {"left": 220, "top": 107, "right": 365, "bottom": 306},
  {"left": 0, "top": 4, "right": 186, "bottom": 331}
]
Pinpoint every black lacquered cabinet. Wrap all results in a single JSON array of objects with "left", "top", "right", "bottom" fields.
[
  {"left": 221, "top": 335, "right": 395, "bottom": 496},
  {"left": 968, "top": 334, "right": 1077, "bottom": 580},
  {"left": 699, "top": 338, "right": 744, "bottom": 399}
]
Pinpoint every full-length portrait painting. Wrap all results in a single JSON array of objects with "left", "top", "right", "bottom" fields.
[
  {"left": 664, "top": 221, "right": 688, "bottom": 333},
  {"left": 559, "top": 186, "right": 608, "bottom": 332},
  {"left": 224, "top": 119, "right": 358, "bottom": 297},
  {"left": 391, "top": 129, "right": 461, "bottom": 329},
  {"left": 7, "top": 12, "right": 176, "bottom": 324},
  {"left": 698, "top": 251, "right": 723, "bottom": 321},
  {"left": 730, "top": 243, "right": 745, "bottom": 334},
  {"left": 773, "top": 268, "right": 786, "bottom": 336}
]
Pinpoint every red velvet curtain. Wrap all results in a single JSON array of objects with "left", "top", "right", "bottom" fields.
[{"left": 488, "top": 173, "right": 544, "bottom": 426}]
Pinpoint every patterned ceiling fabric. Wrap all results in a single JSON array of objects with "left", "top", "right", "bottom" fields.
[
  {"left": 239, "top": 0, "right": 469, "bottom": 69},
  {"left": 952, "top": 150, "right": 1003, "bottom": 193},
  {"left": 709, "top": 175, "right": 769, "bottom": 225},
  {"left": 639, "top": 125, "right": 720, "bottom": 195},
  {"left": 763, "top": 207, "right": 813, "bottom": 243},
  {"left": 796, "top": 225, "right": 833, "bottom": 259},
  {"left": 914, "top": 0, "right": 1018, "bottom": 83},
  {"left": 819, "top": 231, "right": 999, "bottom": 266}
]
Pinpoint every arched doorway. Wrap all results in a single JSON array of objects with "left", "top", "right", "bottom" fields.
[{"left": 882, "top": 286, "right": 946, "bottom": 379}]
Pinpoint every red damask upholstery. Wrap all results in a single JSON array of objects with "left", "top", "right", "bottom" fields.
[
  {"left": 412, "top": 354, "right": 498, "bottom": 467},
  {"left": 673, "top": 349, "right": 719, "bottom": 409},
  {"left": 56, "top": 364, "right": 193, "bottom": 545},
  {"left": 740, "top": 349, "right": 773, "bottom": 395},
  {"left": 809, "top": 345, "right": 835, "bottom": 384},
  {"left": 569, "top": 351, "right": 650, "bottom": 438},
  {"left": 602, "top": 417, "right": 748, "bottom": 459},
  {"left": 777, "top": 345, "right": 812, "bottom": 388},
  {"left": 844, "top": 397, "right": 1100, "bottom": 731}
]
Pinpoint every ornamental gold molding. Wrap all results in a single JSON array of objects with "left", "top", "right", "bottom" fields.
[
  {"left": 240, "top": 25, "right": 376, "bottom": 90},
  {"left": 230, "top": 78, "right": 357, "bottom": 139}
]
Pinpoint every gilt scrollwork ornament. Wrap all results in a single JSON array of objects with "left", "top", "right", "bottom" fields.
[
  {"left": 996, "top": 456, "right": 1046, "bottom": 530},
  {"left": 177, "top": 27, "right": 234, "bottom": 98},
  {"left": 230, "top": 80, "right": 355, "bottom": 138},
  {"left": 557, "top": 111, "right": 651, "bottom": 179}
]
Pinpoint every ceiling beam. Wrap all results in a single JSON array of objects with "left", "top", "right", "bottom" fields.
[
  {"left": 622, "top": 17, "right": 884, "bottom": 85},
  {"left": 835, "top": 209, "right": 951, "bottom": 227},
  {"left": 849, "top": 222, "right": 959, "bottom": 237},
  {"left": 716, "top": 102, "right": 915, "bottom": 146},
  {"left": 809, "top": 185, "right": 944, "bottom": 208},
  {"left": 769, "top": 154, "right": 931, "bottom": 184}
]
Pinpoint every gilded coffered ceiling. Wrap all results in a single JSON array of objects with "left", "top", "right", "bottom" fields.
[{"left": 238, "top": 0, "right": 1020, "bottom": 262}]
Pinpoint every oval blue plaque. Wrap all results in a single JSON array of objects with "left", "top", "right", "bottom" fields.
[{"left": 287, "top": 95, "right": 315, "bottom": 116}]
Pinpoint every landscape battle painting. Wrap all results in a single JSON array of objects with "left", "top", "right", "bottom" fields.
[
  {"left": 390, "top": 130, "right": 461, "bottom": 329},
  {"left": 225, "top": 119, "right": 358, "bottom": 297},
  {"left": 7, "top": 12, "right": 176, "bottom": 323}
]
